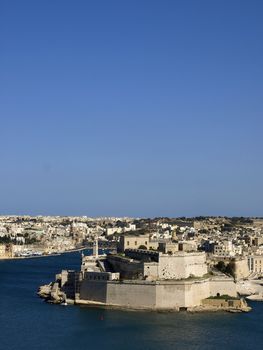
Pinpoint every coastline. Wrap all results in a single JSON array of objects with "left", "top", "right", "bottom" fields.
[
  {"left": 0, "top": 253, "right": 62, "bottom": 260},
  {"left": 0, "top": 246, "right": 116, "bottom": 261},
  {"left": 2, "top": 250, "right": 263, "bottom": 350},
  {"left": 74, "top": 299, "right": 251, "bottom": 313},
  {"left": 0, "top": 246, "right": 93, "bottom": 261}
]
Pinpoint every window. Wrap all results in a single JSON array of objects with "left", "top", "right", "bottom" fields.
[
  {"left": 135, "top": 241, "right": 137, "bottom": 245},
  {"left": 145, "top": 241, "right": 148, "bottom": 245},
  {"left": 127, "top": 241, "right": 129, "bottom": 246}
]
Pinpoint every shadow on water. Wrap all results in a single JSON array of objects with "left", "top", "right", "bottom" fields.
[{"left": 0, "top": 252, "right": 262, "bottom": 350}]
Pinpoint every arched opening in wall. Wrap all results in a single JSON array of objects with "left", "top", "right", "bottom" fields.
[
  {"left": 179, "top": 307, "right": 188, "bottom": 311},
  {"left": 217, "top": 293, "right": 220, "bottom": 297}
]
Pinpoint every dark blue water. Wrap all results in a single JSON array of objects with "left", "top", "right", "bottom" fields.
[{"left": 0, "top": 252, "right": 262, "bottom": 350}]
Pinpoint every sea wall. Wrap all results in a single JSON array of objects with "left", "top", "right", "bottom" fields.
[
  {"left": 80, "top": 279, "right": 107, "bottom": 303},
  {"left": 107, "top": 281, "right": 156, "bottom": 308},
  {"left": 209, "top": 277, "right": 237, "bottom": 297},
  {"left": 78, "top": 276, "right": 237, "bottom": 310}
]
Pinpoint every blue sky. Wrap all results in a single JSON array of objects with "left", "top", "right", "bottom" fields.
[{"left": 1, "top": 0, "right": 263, "bottom": 217}]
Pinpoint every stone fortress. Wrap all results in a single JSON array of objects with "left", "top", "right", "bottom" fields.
[{"left": 39, "top": 234, "right": 249, "bottom": 312}]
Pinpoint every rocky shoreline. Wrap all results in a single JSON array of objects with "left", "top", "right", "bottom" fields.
[{"left": 38, "top": 283, "right": 66, "bottom": 304}]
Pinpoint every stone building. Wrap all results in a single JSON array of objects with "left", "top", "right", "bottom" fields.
[
  {"left": 41, "top": 234, "right": 242, "bottom": 311},
  {"left": 0, "top": 244, "right": 13, "bottom": 258},
  {"left": 117, "top": 234, "right": 150, "bottom": 252},
  {"left": 74, "top": 243, "right": 238, "bottom": 310},
  {"left": 0, "top": 244, "right": 6, "bottom": 257},
  {"left": 232, "top": 258, "right": 250, "bottom": 280},
  {"left": 248, "top": 255, "right": 263, "bottom": 275}
]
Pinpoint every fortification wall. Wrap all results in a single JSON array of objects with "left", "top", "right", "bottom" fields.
[
  {"left": 78, "top": 276, "right": 237, "bottom": 309},
  {"left": 233, "top": 259, "right": 250, "bottom": 280},
  {"left": 158, "top": 253, "right": 208, "bottom": 280},
  {"left": 155, "top": 283, "right": 186, "bottom": 308},
  {"left": 209, "top": 278, "right": 237, "bottom": 297},
  {"left": 80, "top": 280, "right": 107, "bottom": 303},
  {"left": 143, "top": 262, "right": 159, "bottom": 279},
  {"left": 107, "top": 256, "right": 143, "bottom": 279},
  {"left": 106, "top": 281, "right": 156, "bottom": 308},
  {"left": 202, "top": 298, "right": 244, "bottom": 308},
  {"left": 106, "top": 280, "right": 211, "bottom": 309},
  {"left": 185, "top": 280, "right": 211, "bottom": 306}
]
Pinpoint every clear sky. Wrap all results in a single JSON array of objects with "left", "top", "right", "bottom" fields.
[{"left": 1, "top": 0, "right": 263, "bottom": 217}]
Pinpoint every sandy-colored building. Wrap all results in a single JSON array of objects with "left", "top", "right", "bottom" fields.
[
  {"left": 0, "top": 244, "right": 13, "bottom": 258},
  {"left": 0, "top": 244, "right": 6, "bottom": 257},
  {"left": 117, "top": 234, "right": 150, "bottom": 252},
  {"left": 74, "top": 243, "right": 238, "bottom": 310},
  {"left": 233, "top": 258, "right": 250, "bottom": 280},
  {"left": 248, "top": 255, "right": 263, "bottom": 275},
  {"left": 41, "top": 234, "right": 244, "bottom": 311},
  {"left": 76, "top": 248, "right": 237, "bottom": 310},
  {"left": 158, "top": 242, "right": 179, "bottom": 254}
]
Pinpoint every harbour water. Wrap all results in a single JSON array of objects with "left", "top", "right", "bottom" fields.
[{"left": 0, "top": 251, "right": 262, "bottom": 350}]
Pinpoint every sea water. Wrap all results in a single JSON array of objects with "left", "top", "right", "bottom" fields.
[{"left": 0, "top": 251, "right": 262, "bottom": 350}]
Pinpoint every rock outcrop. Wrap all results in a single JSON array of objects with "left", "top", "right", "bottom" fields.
[{"left": 38, "top": 282, "right": 66, "bottom": 304}]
